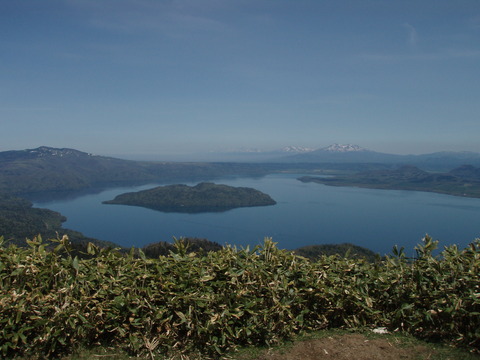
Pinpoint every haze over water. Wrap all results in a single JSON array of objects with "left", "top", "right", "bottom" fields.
[{"left": 34, "top": 174, "right": 480, "bottom": 256}]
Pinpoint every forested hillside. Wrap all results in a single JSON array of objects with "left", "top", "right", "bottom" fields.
[
  {"left": 0, "top": 193, "right": 64, "bottom": 241},
  {"left": 0, "top": 194, "right": 116, "bottom": 249},
  {"left": 0, "top": 147, "right": 278, "bottom": 196}
]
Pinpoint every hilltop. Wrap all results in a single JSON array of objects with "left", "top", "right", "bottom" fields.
[{"left": 0, "top": 146, "right": 155, "bottom": 194}]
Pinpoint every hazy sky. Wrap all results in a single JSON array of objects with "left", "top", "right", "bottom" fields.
[{"left": 1, "top": 0, "right": 480, "bottom": 158}]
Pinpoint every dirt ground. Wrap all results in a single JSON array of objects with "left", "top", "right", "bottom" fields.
[{"left": 244, "top": 333, "right": 437, "bottom": 360}]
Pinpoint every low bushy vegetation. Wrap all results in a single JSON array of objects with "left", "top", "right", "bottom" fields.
[
  {"left": 0, "top": 235, "right": 479, "bottom": 359},
  {"left": 142, "top": 238, "right": 223, "bottom": 258},
  {"left": 293, "top": 242, "right": 379, "bottom": 262}
]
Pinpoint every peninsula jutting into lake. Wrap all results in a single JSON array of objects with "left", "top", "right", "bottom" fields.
[
  {"left": 103, "top": 182, "right": 277, "bottom": 213},
  {"left": 298, "top": 165, "right": 480, "bottom": 198}
]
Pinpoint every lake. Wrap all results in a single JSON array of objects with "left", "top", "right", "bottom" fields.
[{"left": 34, "top": 173, "right": 480, "bottom": 255}]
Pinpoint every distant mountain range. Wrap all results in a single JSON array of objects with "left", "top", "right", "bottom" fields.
[
  {"left": 280, "top": 146, "right": 316, "bottom": 153},
  {"left": 179, "top": 145, "right": 315, "bottom": 162},
  {"left": 2, "top": 145, "right": 480, "bottom": 195},
  {"left": 205, "top": 144, "right": 480, "bottom": 170},
  {"left": 284, "top": 145, "right": 480, "bottom": 170},
  {"left": 320, "top": 144, "right": 367, "bottom": 152}
]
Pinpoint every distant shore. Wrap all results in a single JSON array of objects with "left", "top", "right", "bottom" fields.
[{"left": 298, "top": 165, "right": 480, "bottom": 199}]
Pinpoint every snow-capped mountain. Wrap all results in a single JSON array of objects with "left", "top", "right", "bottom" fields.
[
  {"left": 280, "top": 146, "right": 315, "bottom": 153},
  {"left": 159, "top": 143, "right": 480, "bottom": 168},
  {"left": 284, "top": 144, "right": 403, "bottom": 163},
  {"left": 321, "top": 144, "right": 367, "bottom": 153},
  {"left": 27, "top": 146, "right": 95, "bottom": 158}
]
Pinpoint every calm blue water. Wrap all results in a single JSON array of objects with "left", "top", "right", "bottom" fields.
[{"left": 34, "top": 174, "right": 480, "bottom": 255}]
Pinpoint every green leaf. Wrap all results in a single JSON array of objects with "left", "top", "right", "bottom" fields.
[{"left": 72, "top": 256, "right": 79, "bottom": 272}]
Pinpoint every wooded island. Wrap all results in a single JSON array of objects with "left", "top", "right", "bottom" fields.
[{"left": 103, "top": 182, "right": 276, "bottom": 213}]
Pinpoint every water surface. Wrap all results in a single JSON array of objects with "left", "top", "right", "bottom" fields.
[{"left": 34, "top": 174, "right": 480, "bottom": 255}]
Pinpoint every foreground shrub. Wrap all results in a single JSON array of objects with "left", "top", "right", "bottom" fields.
[{"left": 0, "top": 235, "right": 479, "bottom": 358}]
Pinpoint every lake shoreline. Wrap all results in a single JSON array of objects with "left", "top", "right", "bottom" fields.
[{"left": 33, "top": 174, "right": 480, "bottom": 255}]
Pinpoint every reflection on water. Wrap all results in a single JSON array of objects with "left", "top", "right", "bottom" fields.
[{"left": 34, "top": 174, "right": 480, "bottom": 256}]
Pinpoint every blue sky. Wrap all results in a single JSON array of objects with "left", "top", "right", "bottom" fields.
[{"left": 1, "top": 0, "right": 480, "bottom": 159}]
